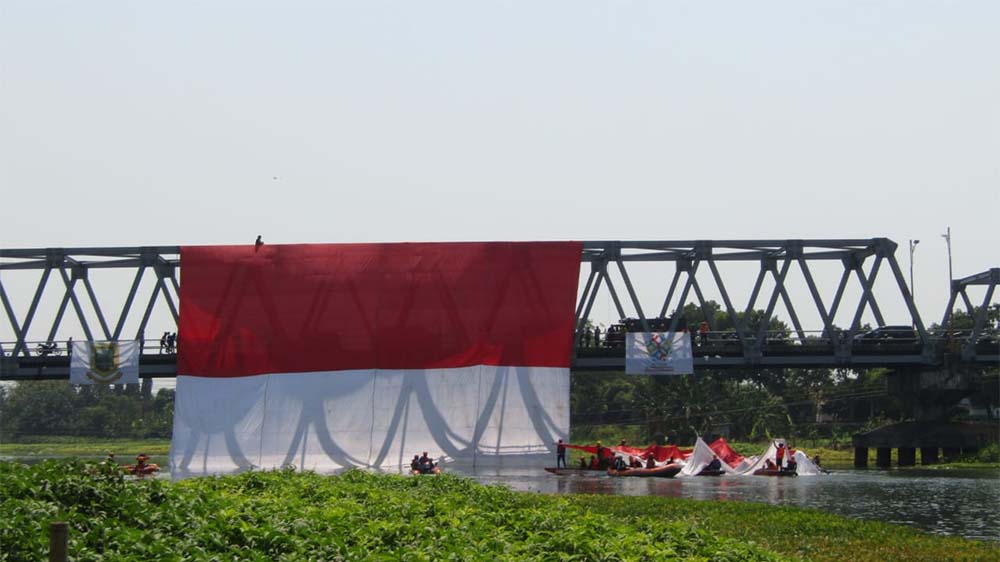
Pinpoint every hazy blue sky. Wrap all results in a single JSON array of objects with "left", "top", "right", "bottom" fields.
[{"left": 1, "top": 1, "right": 997, "bottom": 335}]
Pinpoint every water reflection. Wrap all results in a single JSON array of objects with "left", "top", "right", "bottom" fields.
[{"left": 461, "top": 467, "right": 1000, "bottom": 542}]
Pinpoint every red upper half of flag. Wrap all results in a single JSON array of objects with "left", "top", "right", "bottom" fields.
[{"left": 178, "top": 242, "right": 583, "bottom": 377}]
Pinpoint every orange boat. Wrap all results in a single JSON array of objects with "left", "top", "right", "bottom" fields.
[{"left": 124, "top": 454, "right": 160, "bottom": 477}]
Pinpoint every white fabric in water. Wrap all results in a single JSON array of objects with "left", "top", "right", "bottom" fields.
[
  {"left": 679, "top": 438, "right": 739, "bottom": 476},
  {"left": 170, "top": 366, "right": 569, "bottom": 478},
  {"left": 732, "top": 439, "right": 787, "bottom": 475},
  {"left": 791, "top": 450, "right": 824, "bottom": 475}
]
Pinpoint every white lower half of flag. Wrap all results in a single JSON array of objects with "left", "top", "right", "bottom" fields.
[
  {"left": 625, "top": 332, "right": 694, "bottom": 375},
  {"left": 69, "top": 340, "right": 139, "bottom": 385},
  {"left": 170, "top": 365, "right": 569, "bottom": 477}
]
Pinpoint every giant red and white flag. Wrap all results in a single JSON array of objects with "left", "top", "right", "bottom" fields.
[{"left": 170, "top": 242, "right": 582, "bottom": 477}]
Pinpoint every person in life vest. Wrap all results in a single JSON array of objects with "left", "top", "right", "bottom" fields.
[
  {"left": 775, "top": 443, "right": 785, "bottom": 469},
  {"left": 784, "top": 451, "right": 798, "bottom": 473},
  {"left": 556, "top": 439, "right": 567, "bottom": 468},
  {"left": 698, "top": 321, "right": 710, "bottom": 345},
  {"left": 595, "top": 442, "right": 607, "bottom": 469},
  {"left": 418, "top": 452, "right": 435, "bottom": 474}
]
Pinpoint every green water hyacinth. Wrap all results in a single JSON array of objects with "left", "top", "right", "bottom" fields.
[
  {"left": 2, "top": 460, "right": 995, "bottom": 561},
  {"left": 1, "top": 460, "right": 776, "bottom": 561}
]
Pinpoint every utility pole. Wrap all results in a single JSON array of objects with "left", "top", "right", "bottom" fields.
[
  {"left": 941, "top": 227, "right": 953, "bottom": 286},
  {"left": 908, "top": 239, "right": 920, "bottom": 298}
]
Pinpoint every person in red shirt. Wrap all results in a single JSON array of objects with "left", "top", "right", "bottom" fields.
[
  {"left": 556, "top": 439, "right": 567, "bottom": 468},
  {"left": 775, "top": 443, "right": 785, "bottom": 469}
]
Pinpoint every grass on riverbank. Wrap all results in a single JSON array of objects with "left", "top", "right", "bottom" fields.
[
  {"left": 2, "top": 460, "right": 997, "bottom": 562},
  {"left": 0, "top": 437, "right": 170, "bottom": 458}
]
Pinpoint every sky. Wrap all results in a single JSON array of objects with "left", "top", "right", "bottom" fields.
[{"left": 1, "top": 1, "right": 998, "bottom": 343}]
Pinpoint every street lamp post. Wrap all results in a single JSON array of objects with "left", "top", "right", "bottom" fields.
[
  {"left": 908, "top": 239, "right": 920, "bottom": 298},
  {"left": 941, "top": 227, "right": 953, "bottom": 333},
  {"left": 941, "top": 227, "right": 953, "bottom": 285}
]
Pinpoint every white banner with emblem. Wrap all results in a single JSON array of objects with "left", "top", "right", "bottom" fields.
[
  {"left": 70, "top": 340, "right": 140, "bottom": 385},
  {"left": 625, "top": 332, "right": 694, "bottom": 375}
]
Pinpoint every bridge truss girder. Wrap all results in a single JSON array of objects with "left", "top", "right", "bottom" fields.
[
  {"left": 1, "top": 241, "right": 997, "bottom": 380},
  {"left": 0, "top": 247, "right": 180, "bottom": 359},
  {"left": 575, "top": 239, "right": 931, "bottom": 357},
  {"left": 940, "top": 268, "right": 1000, "bottom": 360}
]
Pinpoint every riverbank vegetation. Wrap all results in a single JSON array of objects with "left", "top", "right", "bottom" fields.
[
  {"left": 2, "top": 460, "right": 996, "bottom": 562},
  {"left": 0, "top": 436, "right": 170, "bottom": 458}
]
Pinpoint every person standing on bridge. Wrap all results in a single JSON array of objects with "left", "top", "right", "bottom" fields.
[
  {"left": 594, "top": 326, "right": 601, "bottom": 347},
  {"left": 698, "top": 321, "right": 709, "bottom": 346}
]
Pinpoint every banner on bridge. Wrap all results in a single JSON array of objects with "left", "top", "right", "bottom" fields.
[
  {"left": 70, "top": 340, "right": 140, "bottom": 385},
  {"left": 625, "top": 332, "right": 693, "bottom": 375}
]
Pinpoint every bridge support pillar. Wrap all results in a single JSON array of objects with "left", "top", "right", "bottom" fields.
[
  {"left": 854, "top": 447, "right": 868, "bottom": 468},
  {"left": 920, "top": 447, "right": 938, "bottom": 465},
  {"left": 942, "top": 447, "right": 961, "bottom": 461},
  {"left": 897, "top": 447, "right": 916, "bottom": 467},
  {"left": 876, "top": 447, "right": 892, "bottom": 469}
]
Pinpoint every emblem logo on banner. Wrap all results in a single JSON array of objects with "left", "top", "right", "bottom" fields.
[
  {"left": 644, "top": 333, "right": 673, "bottom": 361},
  {"left": 626, "top": 332, "right": 694, "bottom": 375},
  {"left": 70, "top": 340, "right": 140, "bottom": 385}
]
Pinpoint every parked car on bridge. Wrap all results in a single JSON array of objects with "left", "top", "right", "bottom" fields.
[{"left": 852, "top": 325, "right": 918, "bottom": 343}]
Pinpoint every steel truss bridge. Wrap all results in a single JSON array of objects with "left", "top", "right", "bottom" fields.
[{"left": 1, "top": 239, "right": 997, "bottom": 380}]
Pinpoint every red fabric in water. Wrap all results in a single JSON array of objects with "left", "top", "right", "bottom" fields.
[
  {"left": 565, "top": 443, "right": 693, "bottom": 462},
  {"left": 708, "top": 437, "right": 745, "bottom": 467},
  {"left": 178, "top": 242, "right": 583, "bottom": 377}
]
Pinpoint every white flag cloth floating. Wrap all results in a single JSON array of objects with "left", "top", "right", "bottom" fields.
[
  {"left": 70, "top": 340, "right": 140, "bottom": 385},
  {"left": 625, "top": 332, "right": 694, "bottom": 375},
  {"left": 170, "top": 242, "right": 582, "bottom": 477}
]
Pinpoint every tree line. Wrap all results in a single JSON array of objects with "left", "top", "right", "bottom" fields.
[{"left": 1, "top": 382, "right": 174, "bottom": 440}]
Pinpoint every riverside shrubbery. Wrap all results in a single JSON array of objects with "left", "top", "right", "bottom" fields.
[{"left": 1, "top": 460, "right": 777, "bottom": 562}]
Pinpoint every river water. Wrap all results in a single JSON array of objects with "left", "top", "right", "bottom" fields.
[{"left": 462, "top": 466, "right": 1000, "bottom": 542}]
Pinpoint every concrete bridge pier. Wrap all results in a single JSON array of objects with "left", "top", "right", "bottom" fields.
[
  {"left": 853, "top": 422, "right": 997, "bottom": 469},
  {"left": 920, "top": 447, "right": 939, "bottom": 465},
  {"left": 897, "top": 447, "right": 917, "bottom": 467},
  {"left": 875, "top": 447, "right": 892, "bottom": 469}
]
